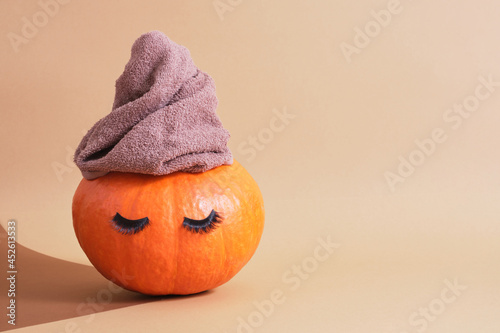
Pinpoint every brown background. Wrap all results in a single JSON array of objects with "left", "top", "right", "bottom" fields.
[{"left": 1, "top": 0, "right": 500, "bottom": 332}]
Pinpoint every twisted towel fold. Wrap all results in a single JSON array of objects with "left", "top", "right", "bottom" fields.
[{"left": 74, "top": 31, "right": 232, "bottom": 180}]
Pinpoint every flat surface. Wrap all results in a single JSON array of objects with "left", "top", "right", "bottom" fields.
[
  {"left": 1, "top": 0, "right": 500, "bottom": 332},
  {"left": 0, "top": 226, "right": 162, "bottom": 331}
]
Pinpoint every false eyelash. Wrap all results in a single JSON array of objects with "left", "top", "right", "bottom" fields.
[
  {"left": 111, "top": 213, "right": 150, "bottom": 235},
  {"left": 183, "top": 210, "right": 222, "bottom": 234}
]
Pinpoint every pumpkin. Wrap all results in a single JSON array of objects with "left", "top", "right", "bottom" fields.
[{"left": 72, "top": 160, "right": 264, "bottom": 295}]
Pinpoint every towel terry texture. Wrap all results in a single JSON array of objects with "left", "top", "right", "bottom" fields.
[{"left": 74, "top": 30, "right": 232, "bottom": 180}]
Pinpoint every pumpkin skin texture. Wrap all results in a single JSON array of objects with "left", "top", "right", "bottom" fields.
[{"left": 72, "top": 160, "right": 264, "bottom": 295}]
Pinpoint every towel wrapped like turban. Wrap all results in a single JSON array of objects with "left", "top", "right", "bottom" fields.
[{"left": 74, "top": 31, "right": 232, "bottom": 180}]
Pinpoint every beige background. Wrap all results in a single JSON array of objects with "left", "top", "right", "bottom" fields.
[{"left": 1, "top": 0, "right": 500, "bottom": 332}]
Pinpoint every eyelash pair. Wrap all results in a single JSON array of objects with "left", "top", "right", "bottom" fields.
[{"left": 111, "top": 209, "right": 222, "bottom": 235}]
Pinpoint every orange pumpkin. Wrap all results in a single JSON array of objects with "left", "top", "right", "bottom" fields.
[{"left": 72, "top": 160, "right": 264, "bottom": 295}]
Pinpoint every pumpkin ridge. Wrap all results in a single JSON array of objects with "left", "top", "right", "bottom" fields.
[{"left": 171, "top": 174, "right": 181, "bottom": 294}]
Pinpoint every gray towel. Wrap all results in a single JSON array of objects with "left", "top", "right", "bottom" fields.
[{"left": 74, "top": 30, "right": 232, "bottom": 180}]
